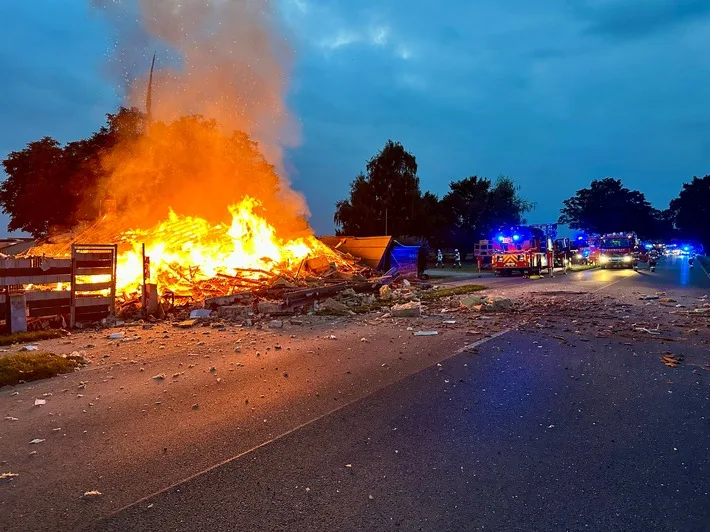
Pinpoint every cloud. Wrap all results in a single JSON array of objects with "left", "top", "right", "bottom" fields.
[
  {"left": 578, "top": 0, "right": 710, "bottom": 39},
  {"left": 283, "top": 0, "right": 710, "bottom": 233},
  {"left": 3, "top": 0, "right": 710, "bottom": 237}
]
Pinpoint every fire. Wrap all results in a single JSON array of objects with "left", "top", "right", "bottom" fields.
[{"left": 115, "top": 196, "right": 334, "bottom": 295}]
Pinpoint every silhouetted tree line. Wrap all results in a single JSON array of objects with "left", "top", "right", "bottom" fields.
[
  {"left": 334, "top": 140, "right": 534, "bottom": 252},
  {"left": 559, "top": 177, "right": 710, "bottom": 248},
  {"left": 2, "top": 120, "right": 710, "bottom": 252},
  {"left": 336, "top": 141, "right": 710, "bottom": 251},
  {"left": 0, "top": 107, "right": 145, "bottom": 237}
]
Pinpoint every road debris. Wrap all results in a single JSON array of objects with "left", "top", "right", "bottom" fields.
[
  {"left": 391, "top": 301, "right": 422, "bottom": 318},
  {"left": 414, "top": 331, "right": 438, "bottom": 336},
  {"left": 34, "top": 399, "right": 46, "bottom": 406},
  {"left": 660, "top": 354, "right": 683, "bottom": 368},
  {"left": 82, "top": 490, "right": 103, "bottom": 498},
  {"left": 29, "top": 439, "right": 45, "bottom": 444},
  {"left": 634, "top": 327, "right": 661, "bottom": 335},
  {"left": 0, "top": 472, "right": 19, "bottom": 482}
]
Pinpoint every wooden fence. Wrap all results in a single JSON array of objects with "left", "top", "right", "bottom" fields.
[{"left": 0, "top": 244, "right": 117, "bottom": 332}]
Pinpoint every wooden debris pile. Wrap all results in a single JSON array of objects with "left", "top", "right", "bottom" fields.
[{"left": 115, "top": 250, "right": 392, "bottom": 319}]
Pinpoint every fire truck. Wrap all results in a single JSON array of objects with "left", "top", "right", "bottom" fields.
[
  {"left": 598, "top": 232, "right": 640, "bottom": 269},
  {"left": 553, "top": 238, "right": 574, "bottom": 267},
  {"left": 570, "top": 234, "right": 600, "bottom": 265},
  {"left": 492, "top": 226, "right": 553, "bottom": 276},
  {"left": 473, "top": 239, "right": 495, "bottom": 268}
]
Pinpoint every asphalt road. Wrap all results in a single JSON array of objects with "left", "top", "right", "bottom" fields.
[
  {"left": 2, "top": 257, "right": 708, "bottom": 532},
  {"left": 89, "top": 257, "right": 710, "bottom": 532}
]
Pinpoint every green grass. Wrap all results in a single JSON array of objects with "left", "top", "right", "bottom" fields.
[
  {"left": 0, "top": 352, "right": 80, "bottom": 387},
  {"left": 0, "top": 330, "right": 68, "bottom": 346},
  {"left": 419, "top": 284, "right": 487, "bottom": 301}
]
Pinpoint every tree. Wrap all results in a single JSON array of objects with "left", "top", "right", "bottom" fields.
[
  {"left": 669, "top": 175, "right": 710, "bottom": 249},
  {"left": 0, "top": 107, "right": 146, "bottom": 238},
  {"left": 334, "top": 140, "right": 421, "bottom": 237},
  {"left": 0, "top": 137, "right": 68, "bottom": 237},
  {"left": 439, "top": 176, "right": 492, "bottom": 248},
  {"left": 438, "top": 175, "right": 533, "bottom": 251},
  {"left": 559, "top": 178, "right": 658, "bottom": 239},
  {"left": 480, "top": 176, "right": 534, "bottom": 234}
]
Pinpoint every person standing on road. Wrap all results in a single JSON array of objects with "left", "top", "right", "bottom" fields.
[
  {"left": 453, "top": 249, "right": 462, "bottom": 269},
  {"left": 436, "top": 249, "right": 444, "bottom": 268}
]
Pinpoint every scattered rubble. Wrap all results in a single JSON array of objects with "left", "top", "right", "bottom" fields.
[
  {"left": 391, "top": 301, "right": 422, "bottom": 318},
  {"left": 459, "top": 295, "right": 513, "bottom": 312},
  {"left": 320, "top": 298, "right": 349, "bottom": 313}
]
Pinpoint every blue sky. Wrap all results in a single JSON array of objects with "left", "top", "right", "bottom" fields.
[{"left": 2, "top": 0, "right": 710, "bottom": 236}]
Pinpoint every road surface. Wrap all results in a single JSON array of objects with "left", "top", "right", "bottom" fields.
[{"left": 1, "top": 256, "right": 708, "bottom": 532}]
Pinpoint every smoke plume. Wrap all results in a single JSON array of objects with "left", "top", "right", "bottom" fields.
[{"left": 91, "top": 0, "right": 308, "bottom": 234}]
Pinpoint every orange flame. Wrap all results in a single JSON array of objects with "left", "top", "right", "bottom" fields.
[{"left": 115, "top": 196, "right": 335, "bottom": 295}]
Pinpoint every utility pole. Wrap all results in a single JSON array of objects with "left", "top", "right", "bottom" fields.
[
  {"left": 146, "top": 52, "right": 156, "bottom": 128},
  {"left": 385, "top": 208, "right": 388, "bottom": 236}
]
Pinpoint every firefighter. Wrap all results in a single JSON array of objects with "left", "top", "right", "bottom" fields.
[
  {"left": 648, "top": 249, "right": 659, "bottom": 272},
  {"left": 453, "top": 249, "right": 462, "bottom": 268},
  {"left": 436, "top": 249, "right": 444, "bottom": 268}
]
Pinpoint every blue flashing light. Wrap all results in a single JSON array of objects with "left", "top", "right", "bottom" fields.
[
  {"left": 582, "top": 250, "right": 590, "bottom": 257},
  {"left": 512, "top": 234, "right": 520, "bottom": 241},
  {"left": 497, "top": 235, "right": 504, "bottom": 242},
  {"left": 577, "top": 236, "right": 584, "bottom": 240},
  {"left": 644, "top": 244, "right": 653, "bottom": 250},
  {"left": 683, "top": 246, "right": 690, "bottom": 251}
]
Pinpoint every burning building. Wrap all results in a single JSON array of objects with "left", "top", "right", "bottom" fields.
[{"left": 21, "top": 1, "right": 365, "bottom": 313}]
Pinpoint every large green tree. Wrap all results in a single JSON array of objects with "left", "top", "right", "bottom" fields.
[
  {"left": 334, "top": 140, "right": 422, "bottom": 237},
  {"left": 669, "top": 175, "right": 710, "bottom": 249},
  {"left": 439, "top": 175, "right": 533, "bottom": 251},
  {"left": 559, "top": 178, "right": 659, "bottom": 239},
  {"left": 0, "top": 107, "right": 145, "bottom": 237}
]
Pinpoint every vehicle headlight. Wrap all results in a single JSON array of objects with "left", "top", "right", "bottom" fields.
[
  {"left": 623, "top": 255, "right": 632, "bottom": 262},
  {"left": 599, "top": 255, "right": 609, "bottom": 263},
  {"left": 575, "top": 253, "right": 582, "bottom": 259}
]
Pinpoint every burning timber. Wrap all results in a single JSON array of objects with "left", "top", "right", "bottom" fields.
[{"left": 20, "top": 206, "right": 412, "bottom": 323}]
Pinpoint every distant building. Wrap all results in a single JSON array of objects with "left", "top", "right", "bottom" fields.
[{"left": 0, "top": 238, "right": 35, "bottom": 256}]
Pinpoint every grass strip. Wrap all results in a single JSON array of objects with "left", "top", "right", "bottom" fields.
[{"left": 0, "top": 351, "right": 79, "bottom": 387}]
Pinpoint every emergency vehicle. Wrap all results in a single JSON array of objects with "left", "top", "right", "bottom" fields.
[
  {"left": 473, "top": 239, "right": 494, "bottom": 268},
  {"left": 598, "top": 232, "right": 640, "bottom": 269},
  {"left": 553, "top": 238, "right": 574, "bottom": 267},
  {"left": 571, "top": 234, "right": 600, "bottom": 265},
  {"left": 491, "top": 226, "right": 553, "bottom": 276}
]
